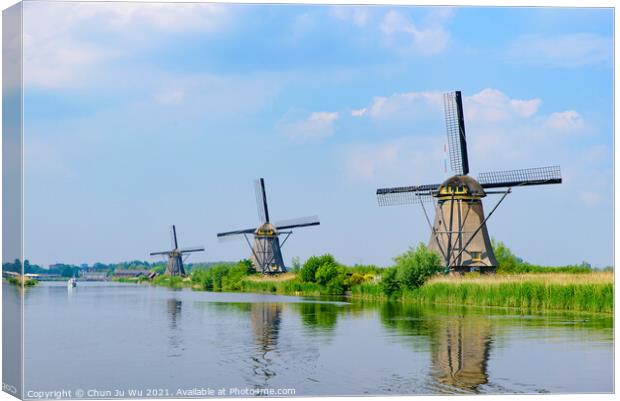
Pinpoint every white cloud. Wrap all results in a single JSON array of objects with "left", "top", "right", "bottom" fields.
[
  {"left": 351, "top": 108, "right": 367, "bottom": 117},
  {"left": 279, "top": 111, "right": 339, "bottom": 141},
  {"left": 545, "top": 110, "right": 585, "bottom": 132},
  {"left": 465, "top": 88, "right": 542, "bottom": 122},
  {"left": 328, "top": 6, "right": 370, "bottom": 27},
  {"left": 23, "top": 2, "right": 231, "bottom": 88},
  {"left": 364, "top": 91, "right": 443, "bottom": 119},
  {"left": 508, "top": 33, "right": 612, "bottom": 68},
  {"left": 380, "top": 10, "right": 451, "bottom": 55}
]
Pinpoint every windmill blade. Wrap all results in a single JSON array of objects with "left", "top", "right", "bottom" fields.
[
  {"left": 444, "top": 91, "right": 470, "bottom": 176},
  {"left": 216, "top": 227, "right": 256, "bottom": 238},
  {"left": 150, "top": 250, "right": 172, "bottom": 256},
  {"left": 254, "top": 178, "right": 270, "bottom": 224},
  {"left": 179, "top": 246, "right": 205, "bottom": 253},
  {"left": 274, "top": 215, "right": 320, "bottom": 230},
  {"left": 376, "top": 184, "right": 439, "bottom": 206},
  {"left": 478, "top": 166, "right": 562, "bottom": 189},
  {"left": 170, "top": 225, "right": 179, "bottom": 249}
]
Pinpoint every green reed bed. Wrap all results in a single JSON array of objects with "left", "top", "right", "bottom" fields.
[{"left": 367, "top": 273, "right": 614, "bottom": 314}]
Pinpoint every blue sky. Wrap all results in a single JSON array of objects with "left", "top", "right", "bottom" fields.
[{"left": 21, "top": 2, "right": 613, "bottom": 267}]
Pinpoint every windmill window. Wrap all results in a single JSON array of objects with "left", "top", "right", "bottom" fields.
[{"left": 471, "top": 252, "right": 482, "bottom": 262}]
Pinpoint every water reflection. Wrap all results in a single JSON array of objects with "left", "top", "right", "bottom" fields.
[
  {"left": 430, "top": 316, "right": 492, "bottom": 393},
  {"left": 166, "top": 298, "right": 184, "bottom": 357},
  {"left": 294, "top": 302, "right": 339, "bottom": 332},
  {"left": 249, "top": 303, "right": 282, "bottom": 385},
  {"left": 378, "top": 302, "right": 492, "bottom": 393}
]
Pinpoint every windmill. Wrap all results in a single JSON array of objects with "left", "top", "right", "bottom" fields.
[
  {"left": 150, "top": 225, "right": 205, "bottom": 276},
  {"left": 376, "top": 91, "right": 562, "bottom": 274},
  {"left": 217, "top": 178, "right": 320, "bottom": 274}
]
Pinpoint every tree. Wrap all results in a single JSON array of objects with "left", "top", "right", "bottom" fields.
[
  {"left": 299, "top": 254, "right": 337, "bottom": 283},
  {"left": 393, "top": 243, "right": 442, "bottom": 290},
  {"left": 315, "top": 263, "right": 339, "bottom": 286},
  {"left": 492, "top": 238, "right": 521, "bottom": 273}
]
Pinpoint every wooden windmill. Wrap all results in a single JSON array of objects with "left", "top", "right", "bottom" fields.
[
  {"left": 376, "top": 91, "right": 562, "bottom": 274},
  {"left": 217, "top": 178, "right": 320, "bottom": 274},
  {"left": 150, "top": 225, "right": 205, "bottom": 276}
]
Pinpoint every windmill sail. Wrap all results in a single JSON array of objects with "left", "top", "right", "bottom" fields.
[
  {"left": 217, "top": 227, "right": 256, "bottom": 238},
  {"left": 478, "top": 166, "right": 562, "bottom": 189},
  {"left": 444, "top": 91, "right": 469, "bottom": 176},
  {"left": 170, "top": 225, "right": 179, "bottom": 249},
  {"left": 274, "top": 215, "right": 320, "bottom": 230},
  {"left": 254, "top": 178, "right": 270, "bottom": 224},
  {"left": 376, "top": 184, "right": 439, "bottom": 206},
  {"left": 150, "top": 225, "right": 204, "bottom": 276}
]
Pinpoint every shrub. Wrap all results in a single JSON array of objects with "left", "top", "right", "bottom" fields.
[
  {"left": 299, "top": 254, "right": 336, "bottom": 283},
  {"left": 394, "top": 243, "right": 442, "bottom": 290},
  {"left": 315, "top": 263, "right": 339, "bottom": 286},
  {"left": 379, "top": 267, "right": 400, "bottom": 296}
]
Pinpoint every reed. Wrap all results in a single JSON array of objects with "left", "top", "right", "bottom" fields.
[{"left": 384, "top": 272, "right": 613, "bottom": 313}]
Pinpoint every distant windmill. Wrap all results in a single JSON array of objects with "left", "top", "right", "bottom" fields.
[
  {"left": 217, "top": 178, "right": 320, "bottom": 274},
  {"left": 376, "top": 91, "right": 562, "bottom": 274},
  {"left": 150, "top": 225, "right": 205, "bottom": 276}
]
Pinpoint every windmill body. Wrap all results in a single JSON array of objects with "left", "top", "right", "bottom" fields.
[
  {"left": 217, "top": 178, "right": 320, "bottom": 274},
  {"left": 252, "top": 223, "right": 286, "bottom": 273},
  {"left": 377, "top": 91, "right": 562, "bottom": 274},
  {"left": 428, "top": 176, "right": 497, "bottom": 273},
  {"left": 150, "top": 225, "right": 205, "bottom": 276}
]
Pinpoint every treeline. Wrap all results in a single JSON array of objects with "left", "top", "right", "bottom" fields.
[
  {"left": 492, "top": 240, "right": 611, "bottom": 274},
  {"left": 2, "top": 259, "right": 230, "bottom": 278}
]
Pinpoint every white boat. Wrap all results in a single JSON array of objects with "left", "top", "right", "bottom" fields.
[{"left": 67, "top": 277, "right": 77, "bottom": 288}]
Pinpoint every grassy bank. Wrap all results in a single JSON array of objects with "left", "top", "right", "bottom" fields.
[
  {"left": 352, "top": 272, "right": 613, "bottom": 314},
  {"left": 4, "top": 276, "right": 37, "bottom": 286},
  {"left": 135, "top": 242, "right": 613, "bottom": 314}
]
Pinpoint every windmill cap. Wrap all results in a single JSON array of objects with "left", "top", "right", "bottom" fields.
[
  {"left": 255, "top": 222, "right": 278, "bottom": 236},
  {"left": 436, "top": 175, "right": 486, "bottom": 198}
]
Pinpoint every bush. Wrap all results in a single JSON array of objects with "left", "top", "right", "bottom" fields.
[
  {"left": 379, "top": 267, "right": 400, "bottom": 296},
  {"left": 394, "top": 243, "right": 442, "bottom": 290},
  {"left": 315, "top": 263, "right": 339, "bottom": 285},
  {"left": 299, "top": 254, "right": 337, "bottom": 283}
]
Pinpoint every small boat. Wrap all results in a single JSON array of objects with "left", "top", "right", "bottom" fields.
[{"left": 67, "top": 277, "right": 77, "bottom": 288}]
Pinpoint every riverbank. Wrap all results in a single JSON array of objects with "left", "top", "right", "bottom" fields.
[
  {"left": 352, "top": 272, "right": 614, "bottom": 314},
  {"left": 126, "top": 270, "right": 614, "bottom": 314},
  {"left": 4, "top": 276, "right": 38, "bottom": 287}
]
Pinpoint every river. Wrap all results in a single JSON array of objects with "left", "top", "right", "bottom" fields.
[{"left": 15, "top": 281, "right": 613, "bottom": 397}]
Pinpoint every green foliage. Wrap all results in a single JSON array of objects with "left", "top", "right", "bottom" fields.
[
  {"left": 299, "top": 254, "right": 337, "bottom": 283},
  {"left": 393, "top": 243, "right": 442, "bottom": 290},
  {"left": 492, "top": 238, "right": 592, "bottom": 274},
  {"left": 190, "top": 260, "right": 254, "bottom": 291},
  {"left": 379, "top": 267, "right": 400, "bottom": 296},
  {"left": 410, "top": 280, "right": 613, "bottom": 313},
  {"left": 315, "top": 263, "right": 339, "bottom": 286},
  {"left": 290, "top": 256, "right": 302, "bottom": 272}
]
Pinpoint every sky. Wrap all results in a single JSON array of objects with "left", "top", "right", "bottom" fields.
[{"left": 20, "top": 2, "right": 613, "bottom": 268}]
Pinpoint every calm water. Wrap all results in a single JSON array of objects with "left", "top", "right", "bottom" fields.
[{"left": 16, "top": 281, "right": 613, "bottom": 397}]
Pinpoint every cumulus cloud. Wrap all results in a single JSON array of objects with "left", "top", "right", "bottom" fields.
[
  {"left": 357, "top": 91, "right": 443, "bottom": 119},
  {"left": 465, "top": 88, "right": 542, "bottom": 122},
  {"left": 23, "top": 2, "right": 231, "bottom": 88},
  {"left": 545, "top": 110, "right": 585, "bottom": 133},
  {"left": 345, "top": 88, "right": 595, "bottom": 188},
  {"left": 508, "top": 33, "right": 612, "bottom": 68},
  {"left": 279, "top": 110, "right": 339, "bottom": 141},
  {"left": 379, "top": 10, "right": 452, "bottom": 55}
]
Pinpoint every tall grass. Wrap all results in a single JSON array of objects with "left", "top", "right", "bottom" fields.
[{"left": 353, "top": 273, "right": 613, "bottom": 314}]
